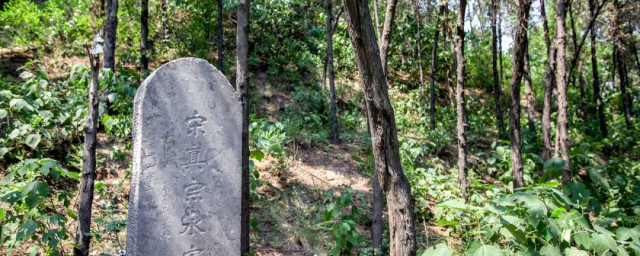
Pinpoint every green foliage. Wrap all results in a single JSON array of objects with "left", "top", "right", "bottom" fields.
[
  {"left": 323, "top": 186, "right": 365, "bottom": 256},
  {"left": 0, "top": 158, "right": 78, "bottom": 255}
]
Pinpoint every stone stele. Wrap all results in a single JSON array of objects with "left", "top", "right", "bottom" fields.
[{"left": 126, "top": 58, "right": 242, "bottom": 255}]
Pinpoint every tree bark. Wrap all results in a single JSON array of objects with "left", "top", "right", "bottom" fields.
[
  {"left": 509, "top": 0, "right": 531, "bottom": 190},
  {"left": 613, "top": 0, "right": 632, "bottom": 130},
  {"left": 411, "top": 0, "right": 425, "bottom": 88},
  {"left": 541, "top": 0, "right": 555, "bottom": 162},
  {"left": 373, "top": 0, "right": 381, "bottom": 38},
  {"left": 578, "top": 60, "right": 588, "bottom": 120},
  {"left": 236, "top": 0, "right": 250, "bottom": 254},
  {"left": 379, "top": 0, "right": 398, "bottom": 76},
  {"left": 491, "top": 0, "right": 505, "bottom": 138},
  {"left": 524, "top": 42, "right": 536, "bottom": 135},
  {"left": 75, "top": 51, "right": 100, "bottom": 256},
  {"left": 455, "top": 0, "right": 469, "bottom": 199},
  {"left": 588, "top": 0, "right": 607, "bottom": 137},
  {"left": 497, "top": 0, "right": 504, "bottom": 96},
  {"left": 428, "top": 3, "right": 445, "bottom": 130},
  {"left": 327, "top": 0, "right": 340, "bottom": 144},
  {"left": 342, "top": 1, "right": 416, "bottom": 255},
  {"left": 445, "top": 12, "right": 455, "bottom": 107},
  {"left": 141, "top": 0, "right": 149, "bottom": 71},
  {"left": 555, "top": 0, "right": 571, "bottom": 185},
  {"left": 104, "top": 0, "right": 118, "bottom": 71},
  {"left": 218, "top": 0, "right": 223, "bottom": 70}
]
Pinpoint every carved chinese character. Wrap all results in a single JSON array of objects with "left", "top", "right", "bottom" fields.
[
  {"left": 181, "top": 144, "right": 207, "bottom": 175},
  {"left": 182, "top": 244, "right": 204, "bottom": 256},
  {"left": 184, "top": 182, "right": 205, "bottom": 203},
  {"left": 185, "top": 110, "right": 207, "bottom": 137},
  {"left": 179, "top": 206, "right": 206, "bottom": 235}
]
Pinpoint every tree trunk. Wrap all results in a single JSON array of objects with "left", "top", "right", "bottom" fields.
[
  {"left": 379, "top": 0, "right": 398, "bottom": 76},
  {"left": 524, "top": 42, "right": 536, "bottom": 135},
  {"left": 75, "top": 52, "right": 100, "bottom": 256},
  {"left": 428, "top": 3, "right": 445, "bottom": 130},
  {"left": 491, "top": 0, "right": 505, "bottom": 138},
  {"left": 411, "top": 0, "right": 425, "bottom": 88},
  {"left": 141, "top": 0, "right": 149, "bottom": 71},
  {"left": 541, "top": 0, "right": 555, "bottom": 162},
  {"left": 236, "top": 0, "right": 250, "bottom": 254},
  {"left": 588, "top": 0, "right": 607, "bottom": 137},
  {"left": 161, "top": 0, "right": 167, "bottom": 39},
  {"left": 578, "top": 60, "right": 588, "bottom": 120},
  {"left": 373, "top": 0, "right": 381, "bottom": 38},
  {"left": 455, "top": 0, "right": 469, "bottom": 199},
  {"left": 342, "top": 1, "right": 416, "bottom": 255},
  {"left": 497, "top": 0, "right": 504, "bottom": 95},
  {"left": 104, "top": 0, "right": 118, "bottom": 71},
  {"left": 555, "top": 0, "right": 571, "bottom": 185},
  {"left": 445, "top": 13, "right": 455, "bottom": 107},
  {"left": 218, "top": 0, "right": 223, "bottom": 70},
  {"left": 508, "top": 0, "right": 531, "bottom": 190},
  {"left": 613, "top": 0, "right": 632, "bottom": 130},
  {"left": 327, "top": 0, "right": 340, "bottom": 144}
]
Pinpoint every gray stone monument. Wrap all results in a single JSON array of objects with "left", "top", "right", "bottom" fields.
[{"left": 126, "top": 58, "right": 242, "bottom": 255}]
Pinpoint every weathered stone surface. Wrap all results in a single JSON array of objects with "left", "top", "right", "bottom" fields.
[{"left": 126, "top": 58, "right": 241, "bottom": 255}]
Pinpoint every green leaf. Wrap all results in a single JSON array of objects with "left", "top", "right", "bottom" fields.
[
  {"left": 9, "top": 98, "right": 34, "bottom": 111},
  {"left": 436, "top": 219, "right": 460, "bottom": 226},
  {"left": 66, "top": 209, "right": 78, "bottom": 221},
  {"left": 551, "top": 207, "right": 567, "bottom": 218},
  {"left": 539, "top": 245, "right": 562, "bottom": 256},
  {"left": 487, "top": 157, "right": 496, "bottom": 165},
  {"left": 0, "top": 147, "right": 9, "bottom": 158},
  {"left": 564, "top": 247, "right": 588, "bottom": 256},
  {"left": 437, "top": 199, "right": 472, "bottom": 210},
  {"left": 544, "top": 158, "right": 566, "bottom": 171},
  {"left": 574, "top": 232, "right": 591, "bottom": 250},
  {"left": 250, "top": 150, "right": 265, "bottom": 161},
  {"left": 566, "top": 182, "right": 590, "bottom": 205},
  {"left": 22, "top": 181, "right": 49, "bottom": 197},
  {"left": 422, "top": 242, "right": 452, "bottom": 256},
  {"left": 617, "top": 227, "right": 640, "bottom": 242},
  {"left": 0, "top": 109, "right": 7, "bottom": 119},
  {"left": 472, "top": 244, "right": 504, "bottom": 256},
  {"left": 592, "top": 233, "right": 618, "bottom": 255},
  {"left": 24, "top": 133, "right": 41, "bottom": 149},
  {"left": 16, "top": 220, "right": 37, "bottom": 241}
]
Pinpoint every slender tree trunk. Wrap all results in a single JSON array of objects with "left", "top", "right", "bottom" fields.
[
  {"left": 411, "top": 0, "right": 425, "bottom": 88},
  {"left": 498, "top": 0, "right": 504, "bottom": 95},
  {"left": 524, "top": 42, "right": 536, "bottom": 135},
  {"left": 613, "top": 0, "right": 632, "bottom": 130},
  {"left": 509, "top": 0, "right": 531, "bottom": 190},
  {"left": 428, "top": 3, "right": 445, "bottom": 130},
  {"left": 104, "top": 0, "right": 118, "bottom": 71},
  {"left": 379, "top": 0, "right": 398, "bottom": 76},
  {"left": 491, "top": 0, "right": 505, "bottom": 138},
  {"left": 589, "top": 0, "right": 607, "bottom": 137},
  {"left": 343, "top": 1, "right": 416, "bottom": 255},
  {"left": 612, "top": 44, "right": 616, "bottom": 86},
  {"left": 374, "top": 0, "right": 381, "bottom": 38},
  {"left": 578, "top": 60, "right": 588, "bottom": 120},
  {"left": 161, "top": 0, "right": 167, "bottom": 39},
  {"left": 541, "top": 0, "right": 555, "bottom": 162},
  {"left": 455, "top": 0, "right": 469, "bottom": 199},
  {"left": 218, "top": 0, "right": 223, "bottom": 70},
  {"left": 327, "top": 0, "right": 340, "bottom": 144},
  {"left": 141, "top": 0, "right": 149, "bottom": 71},
  {"left": 75, "top": 51, "right": 100, "bottom": 256},
  {"left": 236, "top": 0, "right": 250, "bottom": 253},
  {"left": 445, "top": 13, "right": 455, "bottom": 107},
  {"left": 555, "top": 0, "right": 571, "bottom": 185},
  {"left": 374, "top": 0, "right": 399, "bottom": 248}
]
